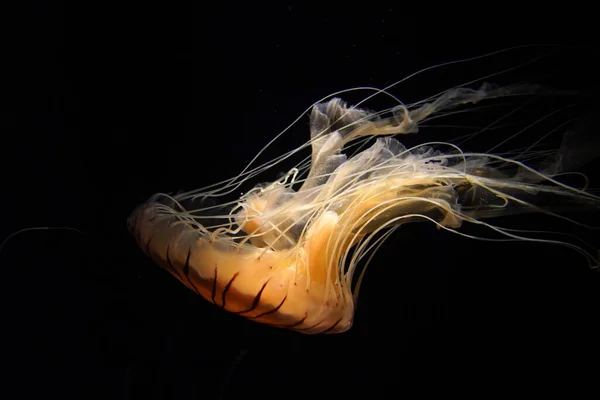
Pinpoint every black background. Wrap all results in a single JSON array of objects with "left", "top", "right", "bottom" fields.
[{"left": 3, "top": 3, "right": 600, "bottom": 399}]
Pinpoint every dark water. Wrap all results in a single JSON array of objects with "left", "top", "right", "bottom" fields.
[{"left": 3, "top": 3, "right": 599, "bottom": 399}]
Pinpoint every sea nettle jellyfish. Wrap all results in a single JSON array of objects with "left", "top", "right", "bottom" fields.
[{"left": 128, "top": 49, "right": 599, "bottom": 334}]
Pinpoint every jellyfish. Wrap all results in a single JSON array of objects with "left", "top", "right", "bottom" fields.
[{"left": 128, "top": 54, "right": 600, "bottom": 335}]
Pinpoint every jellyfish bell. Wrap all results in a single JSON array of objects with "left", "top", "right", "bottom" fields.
[{"left": 129, "top": 50, "right": 600, "bottom": 334}]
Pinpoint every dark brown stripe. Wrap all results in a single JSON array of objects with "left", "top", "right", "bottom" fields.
[
  {"left": 145, "top": 236, "right": 153, "bottom": 257},
  {"left": 315, "top": 317, "right": 343, "bottom": 334},
  {"left": 274, "top": 313, "right": 308, "bottom": 328},
  {"left": 182, "top": 248, "right": 201, "bottom": 295},
  {"left": 221, "top": 272, "right": 239, "bottom": 309},
  {"left": 235, "top": 279, "right": 271, "bottom": 315},
  {"left": 165, "top": 245, "right": 183, "bottom": 280},
  {"left": 297, "top": 318, "right": 327, "bottom": 331},
  {"left": 251, "top": 294, "right": 287, "bottom": 319},
  {"left": 211, "top": 267, "right": 218, "bottom": 304}
]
